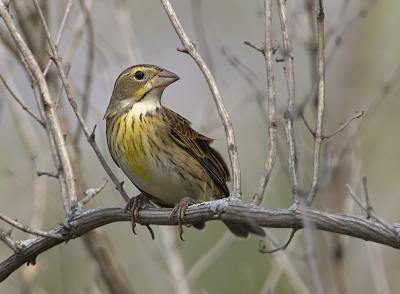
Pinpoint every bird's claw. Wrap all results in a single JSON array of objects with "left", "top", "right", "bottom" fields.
[
  {"left": 169, "top": 197, "right": 192, "bottom": 241},
  {"left": 125, "top": 194, "right": 153, "bottom": 237}
]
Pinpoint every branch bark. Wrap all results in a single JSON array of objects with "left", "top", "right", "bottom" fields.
[
  {"left": 1, "top": 201, "right": 399, "bottom": 282},
  {"left": 253, "top": 0, "right": 277, "bottom": 206}
]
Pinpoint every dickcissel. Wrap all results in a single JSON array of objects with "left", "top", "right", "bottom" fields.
[{"left": 105, "top": 64, "right": 264, "bottom": 238}]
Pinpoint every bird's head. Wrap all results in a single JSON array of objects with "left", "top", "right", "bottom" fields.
[{"left": 105, "top": 64, "right": 179, "bottom": 118}]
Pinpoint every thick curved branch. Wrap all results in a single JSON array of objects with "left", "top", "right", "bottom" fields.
[{"left": 1, "top": 201, "right": 399, "bottom": 282}]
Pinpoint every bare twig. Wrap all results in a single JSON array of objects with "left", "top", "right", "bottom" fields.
[
  {"left": 362, "top": 176, "right": 373, "bottom": 219},
  {"left": 322, "top": 111, "right": 364, "bottom": 139},
  {"left": 30, "top": 0, "right": 129, "bottom": 203},
  {"left": 0, "top": 229, "right": 18, "bottom": 253},
  {"left": 43, "top": 0, "right": 74, "bottom": 76},
  {"left": 0, "top": 73, "right": 45, "bottom": 127},
  {"left": 277, "top": 0, "right": 300, "bottom": 202},
  {"left": 259, "top": 229, "right": 297, "bottom": 253},
  {"left": 0, "top": 213, "right": 62, "bottom": 239},
  {"left": 298, "top": 0, "right": 378, "bottom": 113},
  {"left": 252, "top": 0, "right": 277, "bottom": 206},
  {"left": 0, "top": 2, "right": 77, "bottom": 213},
  {"left": 79, "top": 179, "right": 108, "bottom": 207},
  {"left": 244, "top": 41, "right": 265, "bottom": 54},
  {"left": 160, "top": 0, "right": 242, "bottom": 196},
  {"left": 307, "top": 0, "right": 326, "bottom": 205},
  {"left": 73, "top": 0, "right": 95, "bottom": 144},
  {"left": 345, "top": 184, "right": 394, "bottom": 235}
]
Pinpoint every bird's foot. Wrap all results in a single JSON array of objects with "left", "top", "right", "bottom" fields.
[
  {"left": 169, "top": 197, "right": 193, "bottom": 241},
  {"left": 125, "top": 194, "right": 152, "bottom": 236}
]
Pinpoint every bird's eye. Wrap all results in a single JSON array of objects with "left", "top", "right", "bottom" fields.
[{"left": 134, "top": 71, "right": 145, "bottom": 80}]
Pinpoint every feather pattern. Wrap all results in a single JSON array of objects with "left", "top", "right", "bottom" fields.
[{"left": 162, "top": 107, "right": 230, "bottom": 197}]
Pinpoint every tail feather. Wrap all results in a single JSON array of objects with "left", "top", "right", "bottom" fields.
[{"left": 223, "top": 221, "right": 265, "bottom": 238}]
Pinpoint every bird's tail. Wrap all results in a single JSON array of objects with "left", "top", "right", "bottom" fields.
[{"left": 223, "top": 221, "right": 265, "bottom": 238}]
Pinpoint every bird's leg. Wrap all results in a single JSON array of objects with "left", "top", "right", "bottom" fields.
[
  {"left": 169, "top": 197, "right": 194, "bottom": 241},
  {"left": 125, "top": 193, "right": 151, "bottom": 235}
]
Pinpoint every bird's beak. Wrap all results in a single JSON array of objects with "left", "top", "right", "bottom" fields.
[{"left": 152, "top": 69, "right": 180, "bottom": 88}]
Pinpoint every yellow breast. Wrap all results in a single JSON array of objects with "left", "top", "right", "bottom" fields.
[
  {"left": 107, "top": 109, "right": 164, "bottom": 179},
  {"left": 106, "top": 103, "right": 214, "bottom": 205}
]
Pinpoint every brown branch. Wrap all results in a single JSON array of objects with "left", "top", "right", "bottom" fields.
[
  {"left": 160, "top": 0, "right": 242, "bottom": 196},
  {"left": 1, "top": 201, "right": 399, "bottom": 282},
  {"left": 253, "top": 0, "right": 278, "bottom": 206},
  {"left": 0, "top": 1, "right": 77, "bottom": 213}
]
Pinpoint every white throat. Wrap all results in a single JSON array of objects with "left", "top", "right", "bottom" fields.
[{"left": 130, "top": 89, "right": 162, "bottom": 116}]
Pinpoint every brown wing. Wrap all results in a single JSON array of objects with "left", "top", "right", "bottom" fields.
[{"left": 162, "top": 107, "right": 230, "bottom": 197}]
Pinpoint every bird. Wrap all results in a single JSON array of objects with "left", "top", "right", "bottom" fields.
[{"left": 104, "top": 64, "right": 264, "bottom": 239}]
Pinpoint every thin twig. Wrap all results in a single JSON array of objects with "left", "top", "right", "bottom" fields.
[
  {"left": 0, "top": 73, "right": 45, "bottom": 127},
  {"left": 253, "top": 0, "right": 278, "bottom": 206},
  {"left": 244, "top": 40, "right": 265, "bottom": 54},
  {"left": 31, "top": 0, "right": 130, "bottom": 203},
  {"left": 79, "top": 178, "right": 108, "bottom": 207},
  {"left": 345, "top": 184, "right": 394, "bottom": 234},
  {"left": 43, "top": 0, "right": 74, "bottom": 76},
  {"left": 0, "top": 229, "right": 18, "bottom": 253},
  {"left": 0, "top": 2, "right": 77, "bottom": 213},
  {"left": 259, "top": 229, "right": 297, "bottom": 253},
  {"left": 322, "top": 111, "right": 364, "bottom": 139},
  {"left": 160, "top": 0, "right": 242, "bottom": 196},
  {"left": 0, "top": 213, "right": 62, "bottom": 239},
  {"left": 73, "top": 0, "right": 95, "bottom": 144},
  {"left": 307, "top": 0, "right": 326, "bottom": 205},
  {"left": 298, "top": 0, "right": 378, "bottom": 114},
  {"left": 277, "top": 0, "right": 300, "bottom": 203},
  {"left": 362, "top": 176, "right": 373, "bottom": 219}
]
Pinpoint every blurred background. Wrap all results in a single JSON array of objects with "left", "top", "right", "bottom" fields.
[{"left": 1, "top": 0, "right": 400, "bottom": 293}]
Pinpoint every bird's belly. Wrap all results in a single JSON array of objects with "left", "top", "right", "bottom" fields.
[
  {"left": 116, "top": 131, "right": 210, "bottom": 205},
  {"left": 121, "top": 151, "right": 207, "bottom": 205}
]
